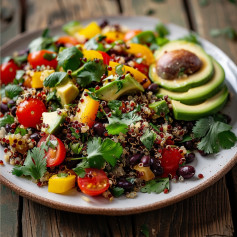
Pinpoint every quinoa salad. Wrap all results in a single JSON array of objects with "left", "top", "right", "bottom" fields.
[{"left": 0, "top": 20, "right": 236, "bottom": 200}]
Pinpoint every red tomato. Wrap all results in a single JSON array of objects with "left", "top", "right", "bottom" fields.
[
  {"left": 77, "top": 168, "right": 109, "bottom": 196},
  {"left": 98, "top": 51, "right": 111, "bottom": 65},
  {"left": 16, "top": 98, "right": 47, "bottom": 128},
  {"left": 123, "top": 30, "right": 142, "bottom": 42},
  {"left": 38, "top": 135, "right": 66, "bottom": 167},
  {"left": 28, "top": 50, "right": 58, "bottom": 69},
  {"left": 56, "top": 36, "right": 79, "bottom": 47},
  {"left": 133, "top": 62, "right": 149, "bottom": 76},
  {"left": 160, "top": 148, "right": 183, "bottom": 177},
  {"left": 0, "top": 60, "right": 19, "bottom": 85}
]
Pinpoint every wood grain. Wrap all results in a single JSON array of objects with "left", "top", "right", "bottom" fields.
[{"left": 188, "top": 0, "right": 237, "bottom": 63}]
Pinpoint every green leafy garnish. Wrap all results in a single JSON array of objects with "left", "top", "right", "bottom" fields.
[
  {"left": 57, "top": 46, "right": 83, "bottom": 71},
  {"left": 14, "top": 127, "right": 27, "bottom": 136},
  {"left": 111, "top": 187, "right": 124, "bottom": 197},
  {"left": 193, "top": 116, "right": 237, "bottom": 154},
  {"left": 140, "top": 178, "right": 169, "bottom": 194},
  {"left": 210, "top": 27, "right": 237, "bottom": 40},
  {"left": 149, "top": 123, "right": 160, "bottom": 132},
  {"left": 179, "top": 33, "right": 201, "bottom": 45},
  {"left": 62, "top": 21, "right": 81, "bottom": 34},
  {"left": 84, "top": 35, "right": 107, "bottom": 52},
  {"left": 5, "top": 84, "right": 23, "bottom": 99},
  {"left": 43, "top": 72, "right": 68, "bottom": 88},
  {"left": 131, "top": 31, "right": 156, "bottom": 45},
  {"left": 70, "top": 127, "right": 80, "bottom": 139},
  {"left": 108, "top": 100, "right": 122, "bottom": 110},
  {"left": 12, "top": 144, "right": 48, "bottom": 180},
  {"left": 46, "top": 89, "right": 58, "bottom": 102},
  {"left": 43, "top": 52, "right": 57, "bottom": 61},
  {"left": 140, "top": 129, "right": 157, "bottom": 150},
  {"left": 70, "top": 143, "right": 83, "bottom": 154},
  {"left": 0, "top": 115, "right": 14, "bottom": 128},
  {"left": 57, "top": 173, "right": 68, "bottom": 178},
  {"left": 155, "top": 23, "right": 169, "bottom": 37}
]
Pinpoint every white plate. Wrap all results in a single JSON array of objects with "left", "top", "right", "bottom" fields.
[{"left": 1, "top": 16, "right": 237, "bottom": 215}]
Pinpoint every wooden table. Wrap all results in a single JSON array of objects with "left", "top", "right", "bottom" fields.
[{"left": 1, "top": 0, "right": 237, "bottom": 236}]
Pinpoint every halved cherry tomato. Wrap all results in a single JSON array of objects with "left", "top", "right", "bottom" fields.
[
  {"left": 160, "top": 148, "right": 183, "bottom": 177},
  {"left": 27, "top": 50, "right": 58, "bottom": 69},
  {"left": 56, "top": 36, "right": 79, "bottom": 47},
  {"left": 77, "top": 168, "right": 109, "bottom": 196},
  {"left": 38, "top": 135, "right": 66, "bottom": 167},
  {"left": 0, "top": 60, "right": 19, "bottom": 85},
  {"left": 133, "top": 62, "right": 149, "bottom": 76},
  {"left": 123, "top": 30, "right": 142, "bottom": 42},
  {"left": 98, "top": 51, "right": 110, "bottom": 65},
  {"left": 16, "top": 98, "right": 47, "bottom": 128}
]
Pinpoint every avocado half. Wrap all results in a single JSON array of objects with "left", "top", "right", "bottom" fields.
[
  {"left": 149, "top": 41, "right": 214, "bottom": 92},
  {"left": 156, "top": 59, "right": 225, "bottom": 105},
  {"left": 171, "top": 85, "right": 229, "bottom": 121}
]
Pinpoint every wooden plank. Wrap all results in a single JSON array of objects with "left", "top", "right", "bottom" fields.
[
  {"left": 0, "top": 0, "right": 21, "bottom": 45},
  {"left": 188, "top": 0, "right": 237, "bottom": 62},
  {"left": 120, "top": 0, "right": 188, "bottom": 27},
  {"left": 0, "top": 185, "right": 20, "bottom": 237},
  {"left": 25, "top": 0, "right": 120, "bottom": 31}
]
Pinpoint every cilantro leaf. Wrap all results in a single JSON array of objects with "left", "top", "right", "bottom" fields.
[
  {"left": 14, "top": 127, "right": 27, "bottom": 136},
  {"left": 57, "top": 46, "right": 83, "bottom": 71},
  {"left": 43, "top": 52, "right": 57, "bottom": 61},
  {"left": 155, "top": 23, "right": 169, "bottom": 37},
  {"left": 73, "top": 160, "right": 88, "bottom": 178},
  {"left": 193, "top": 116, "right": 214, "bottom": 138},
  {"left": 140, "top": 129, "right": 157, "bottom": 150},
  {"left": 28, "top": 35, "right": 55, "bottom": 53},
  {"left": 106, "top": 123, "right": 128, "bottom": 135},
  {"left": 0, "top": 115, "right": 14, "bottom": 128},
  {"left": 70, "top": 143, "right": 83, "bottom": 154},
  {"left": 84, "top": 35, "right": 107, "bottom": 51},
  {"left": 140, "top": 178, "right": 169, "bottom": 194},
  {"left": 218, "top": 131, "right": 237, "bottom": 149},
  {"left": 46, "top": 90, "right": 58, "bottom": 102},
  {"left": 108, "top": 100, "right": 122, "bottom": 110},
  {"left": 5, "top": 84, "right": 23, "bottom": 99},
  {"left": 57, "top": 173, "right": 68, "bottom": 177},
  {"left": 111, "top": 187, "right": 124, "bottom": 197},
  {"left": 75, "top": 60, "right": 106, "bottom": 87},
  {"left": 149, "top": 123, "right": 160, "bottom": 132},
  {"left": 43, "top": 72, "right": 68, "bottom": 88},
  {"left": 179, "top": 33, "right": 201, "bottom": 45}
]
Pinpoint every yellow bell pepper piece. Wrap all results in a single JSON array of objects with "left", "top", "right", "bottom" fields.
[
  {"left": 77, "top": 22, "right": 101, "bottom": 39},
  {"left": 134, "top": 165, "right": 155, "bottom": 181},
  {"left": 48, "top": 174, "right": 76, "bottom": 193},
  {"left": 108, "top": 61, "right": 151, "bottom": 89},
  {"left": 31, "top": 72, "right": 43, "bottom": 88},
  {"left": 74, "top": 89, "right": 100, "bottom": 128},
  {"left": 83, "top": 50, "right": 103, "bottom": 61},
  {"left": 103, "top": 31, "right": 124, "bottom": 42},
  {"left": 126, "top": 43, "right": 155, "bottom": 65}
]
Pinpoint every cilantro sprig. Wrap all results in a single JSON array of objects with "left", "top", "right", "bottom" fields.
[
  {"left": 140, "top": 178, "right": 169, "bottom": 194},
  {"left": 140, "top": 129, "right": 157, "bottom": 150}
]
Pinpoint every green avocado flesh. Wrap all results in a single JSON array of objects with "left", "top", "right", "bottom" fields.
[
  {"left": 149, "top": 41, "right": 214, "bottom": 92},
  {"left": 171, "top": 85, "right": 229, "bottom": 121},
  {"left": 156, "top": 59, "right": 225, "bottom": 105},
  {"left": 149, "top": 100, "right": 169, "bottom": 116},
  {"left": 95, "top": 74, "right": 144, "bottom": 101}
]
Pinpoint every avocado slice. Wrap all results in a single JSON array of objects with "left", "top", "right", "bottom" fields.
[
  {"left": 95, "top": 74, "right": 144, "bottom": 101},
  {"left": 156, "top": 59, "right": 225, "bottom": 105},
  {"left": 149, "top": 100, "right": 169, "bottom": 116},
  {"left": 149, "top": 41, "right": 214, "bottom": 92},
  {"left": 172, "top": 85, "right": 229, "bottom": 121},
  {"left": 42, "top": 111, "right": 66, "bottom": 134}
]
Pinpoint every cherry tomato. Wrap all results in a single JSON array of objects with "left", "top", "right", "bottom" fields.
[
  {"left": 38, "top": 135, "right": 66, "bottom": 167},
  {"left": 98, "top": 51, "right": 111, "bottom": 65},
  {"left": 28, "top": 50, "right": 58, "bottom": 69},
  {"left": 16, "top": 98, "right": 47, "bottom": 128},
  {"left": 77, "top": 168, "right": 109, "bottom": 196},
  {"left": 0, "top": 60, "right": 19, "bottom": 85},
  {"left": 124, "top": 30, "right": 142, "bottom": 42},
  {"left": 56, "top": 36, "right": 79, "bottom": 47},
  {"left": 160, "top": 148, "right": 183, "bottom": 177},
  {"left": 133, "top": 62, "right": 149, "bottom": 76}
]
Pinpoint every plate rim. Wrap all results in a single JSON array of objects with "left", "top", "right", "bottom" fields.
[{"left": 0, "top": 15, "right": 237, "bottom": 215}]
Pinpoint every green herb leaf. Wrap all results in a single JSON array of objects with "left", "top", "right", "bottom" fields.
[
  {"left": 28, "top": 36, "right": 55, "bottom": 53},
  {"left": 149, "top": 123, "right": 160, "bottom": 132},
  {"left": 42, "top": 28, "right": 50, "bottom": 38},
  {"left": 140, "top": 129, "right": 157, "bottom": 150},
  {"left": 0, "top": 115, "right": 14, "bottom": 128},
  {"left": 5, "top": 84, "right": 23, "bottom": 99},
  {"left": 155, "top": 23, "right": 169, "bottom": 37},
  {"left": 57, "top": 46, "right": 83, "bottom": 71},
  {"left": 73, "top": 160, "right": 88, "bottom": 178},
  {"left": 46, "top": 90, "right": 58, "bottom": 102},
  {"left": 179, "top": 33, "right": 201, "bottom": 45},
  {"left": 70, "top": 143, "right": 83, "bottom": 154},
  {"left": 86, "top": 88, "right": 100, "bottom": 101},
  {"left": 57, "top": 173, "right": 68, "bottom": 177},
  {"left": 140, "top": 178, "right": 169, "bottom": 194},
  {"left": 140, "top": 224, "right": 149, "bottom": 237},
  {"left": 111, "top": 187, "right": 124, "bottom": 197},
  {"left": 180, "top": 135, "right": 192, "bottom": 143},
  {"left": 218, "top": 131, "right": 237, "bottom": 149},
  {"left": 131, "top": 31, "right": 156, "bottom": 45},
  {"left": 15, "top": 70, "right": 25, "bottom": 80},
  {"left": 13, "top": 54, "right": 28, "bottom": 67},
  {"left": 84, "top": 35, "right": 107, "bottom": 52},
  {"left": 43, "top": 72, "right": 68, "bottom": 88},
  {"left": 70, "top": 127, "right": 80, "bottom": 139},
  {"left": 115, "top": 64, "right": 125, "bottom": 76},
  {"left": 108, "top": 100, "right": 122, "bottom": 110},
  {"left": 62, "top": 21, "right": 81, "bottom": 34},
  {"left": 14, "top": 127, "right": 27, "bottom": 136},
  {"left": 43, "top": 52, "right": 57, "bottom": 61}
]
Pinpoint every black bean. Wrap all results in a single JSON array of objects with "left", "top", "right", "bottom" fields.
[
  {"left": 7, "top": 100, "right": 16, "bottom": 108},
  {"left": 0, "top": 103, "right": 8, "bottom": 113},
  {"left": 152, "top": 166, "right": 164, "bottom": 176},
  {"left": 99, "top": 20, "right": 108, "bottom": 28},
  {"left": 177, "top": 165, "right": 195, "bottom": 179},
  {"left": 141, "top": 155, "right": 150, "bottom": 167},
  {"left": 184, "top": 141, "right": 194, "bottom": 150},
  {"left": 93, "top": 122, "right": 105, "bottom": 136},
  {"left": 103, "top": 107, "right": 111, "bottom": 114},
  {"left": 5, "top": 124, "right": 11, "bottom": 133},
  {"left": 30, "top": 133, "right": 40, "bottom": 142},
  {"left": 129, "top": 154, "right": 142, "bottom": 165},
  {"left": 150, "top": 157, "right": 160, "bottom": 169},
  {"left": 117, "top": 179, "right": 134, "bottom": 191},
  {"left": 185, "top": 152, "right": 195, "bottom": 163},
  {"left": 11, "top": 106, "right": 17, "bottom": 116},
  {"left": 147, "top": 83, "right": 159, "bottom": 93}
]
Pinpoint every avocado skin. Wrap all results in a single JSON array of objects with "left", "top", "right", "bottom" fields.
[
  {"left": 171, "top": 85, "right": 229, "bottom": 121},
  {"left": 156, "top": 59, "right": 225, "bottom": 105}
]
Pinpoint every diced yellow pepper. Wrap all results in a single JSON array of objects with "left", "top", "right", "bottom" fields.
[
  {"left": 77, "top": 22, "right": 101, "bottom": 39},
  {"left": 108, "top": 61, "right": 151, "bottom": 89},
  {"left": 74, "top": 89, "right": 100, "bottom": 128},
  {"left": 31, "top": 72, "right": 43, "bottom": 88},
  {"left": 83, "top": 50, "right": 103, "bottom": 61},
  {"left": 40, "top": 70, "right": 55, "bottom": 82},
  {"left": 48, "top": 174, "right": 76, "bottom": 193},
  {"left": 103, "top": 31, "right": 124, "bottom": 42},
  {"left": 134, "top": 165, "right": 155, "bottom": 181},
  {"left": 126, "top": 43, "right": 155, "bottom": 65}
]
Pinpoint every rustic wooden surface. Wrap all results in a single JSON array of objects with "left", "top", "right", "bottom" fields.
[{"left": 1, "top": 0, "right": 237, "bottom": 236}]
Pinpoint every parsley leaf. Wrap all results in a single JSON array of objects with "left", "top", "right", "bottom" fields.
[
  {"left": 12, "top": 144, "right": 47, "bottom": 180},
  {"left": 0, "top": 115, "right": 14, "bottom": 128},
  {"left": 43, "top": 72, "right": 68, "bottom": 88},
  {"left": 57, "top": 46, "right": 83, "bottom": 71},
  {"left": 140, "top": 178, "right": 169, "bottom": 194},
  {"left": 75, "top": 60, "right": 106, "bottom": 87},
  {"left": 140, "top": 129, "right": 157, "bottom": 150},
  {"left": 5, "top": 84, "right": 23, "bottom": 99}
]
